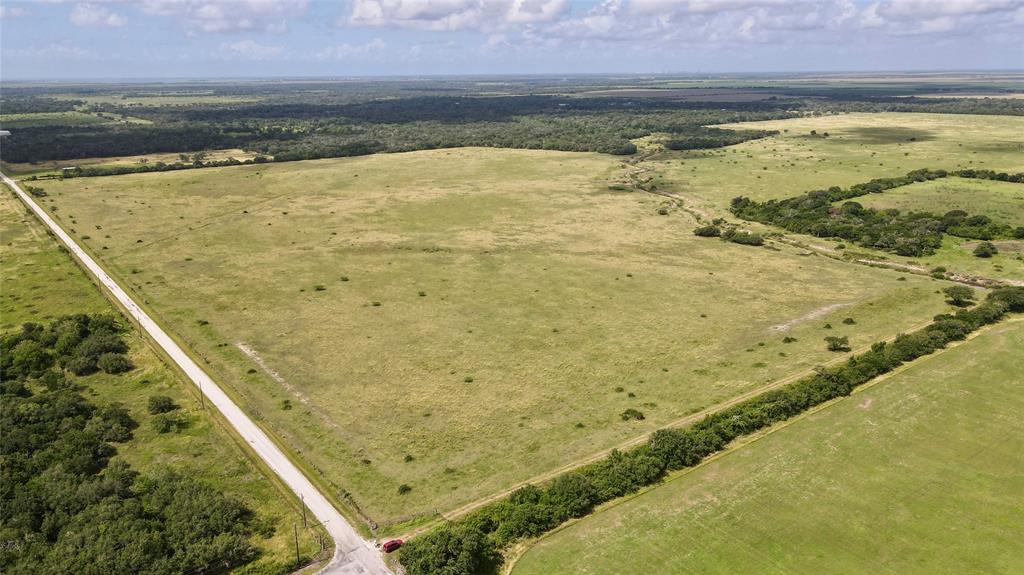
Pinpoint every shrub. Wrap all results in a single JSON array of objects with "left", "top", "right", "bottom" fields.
[
  {"left": 943, "top": 285, "right": 975, "bottom": 307},
  {"left": 620, "top": 408, "right": 645, "bottom": 421},
  {"left": 398, "top": 484, "right": 412, "bottom": 495},
  {"left": 973, "top": 241, "right": 998, "bottom": 258},
  {"left": 726, "top": 232, "right": 764, "bottom": 246},
  {"left": 842, "top": 317, "right": 856, "bottom": 325},
  {"left": 152, "top": 412, "right": 185, "bottom": 433},
  {"left": 782, "top": 336, "right": 797, "bottom": 343},
  {"left": 693, "top": 225, "right": 721, "bottom": 237},
  {"left": 147, "top": 395, "right": 177, "bottom": 415},
  {"left": 97, "top": 352, "right": 134, "bottom": 374},
  {"left": 825, "top": 336, "right": 851, "bottom": 352}
]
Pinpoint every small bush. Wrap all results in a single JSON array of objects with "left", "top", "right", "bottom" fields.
[
  {"left": 782, "top": 336, "right": 797, "bottom": 343},
  {"left": 152, "top": 412, "right": 185, "bottom": 434},
  {"left": 620, "top": 408, "right": 645, "bottom": 421},
  {"left": 147, "top": 395, "right": 177, "bottom": 415},
  {"left": 727, "top": 232, "right": 764, "bottom": 246},
  {"left": 973, "top": 241, "right": 998, "bottom": 258},
  {"left": 97, "top": 352, "right": 133, "bottom": 374},
  {"left": 842, "top": 317, "right": 856, "bottom": 325},
  {"left": 398, "top": 484, "right": 412, "bottom": 495},
  {"left": 825, "top": 335, "right": 851, "bottom": 352},
  {"left": 693, "top": 225, "right": 721, "bottom": 237}
]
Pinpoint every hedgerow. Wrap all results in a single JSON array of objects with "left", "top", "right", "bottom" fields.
[{"left": 399, "top": 287, "right": 1024, "bottom": 575}]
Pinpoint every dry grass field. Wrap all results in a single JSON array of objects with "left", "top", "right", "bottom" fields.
[{"left": 31, "top": 146, "right": 956, "bottom": 525}]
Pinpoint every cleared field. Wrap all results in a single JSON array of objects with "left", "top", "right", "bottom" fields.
[
  {"left": 1, "top": 111, "right": 115, "bottom": 128},
  {"left": 513, "top": 318, "right": 1024, "bottom": 575},
  {"left": 850, "top": 176, "right": 1024, "bottom": 225},
  {"left": 650, "top": 113, "right": 1024, "bottom": 215},
  {"left": 33, "top": 147, "right": 954, "bottom": 525},
  {"left": 0, "top": 188, "right": 321, "bottom": 573}
]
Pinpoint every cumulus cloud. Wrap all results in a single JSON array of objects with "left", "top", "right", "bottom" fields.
[
  {"left": 8, "top": 41, "right": 94, "bottom": 61},
  {"left": 70, "top": 3, "right": 127, "bottom": 27},
  {"left": 0, "top": 6, "right": 29, "bottom": 19},
  {"left": 140, "top": 0, "right": 307, "bottom": 33},
  {"left": 345, "top": 0, "right": 567, "bottom": 31},
  {"left": 220, "top": 39, "right": 285, "bottom": 60},
  {"left": 315, "top": 38, "right": 387, "bottom": 60}
]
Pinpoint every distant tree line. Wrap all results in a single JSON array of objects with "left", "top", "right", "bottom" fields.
[
  {"left": 730, "top": 169, "right": 1024, "bottom": 256},
  {"left": 664, "top": 127, "right": 778, "bottom": 150},
  {"left": 0, "top": 315, "right": 264, "bottom": 575},
  {"left": 399, "top": 286, "right": 1024, "bottom": 575}
]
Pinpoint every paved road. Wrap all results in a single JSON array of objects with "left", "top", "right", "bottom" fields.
[{"left": 3, "top": 172, "right": 392, "bottom": 575}]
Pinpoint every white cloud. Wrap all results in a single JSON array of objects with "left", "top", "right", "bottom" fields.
[
  {"left": 70, "top": 3, "right": 127, "bottom": 27},
  {"left": 220, "top": 39, "right": 284, "bottom": 60},
  {"left": 0, "top": 6, "right": 29, "bottom": 19},
  {"left": 140, "top": 0, "right": 307, "bottom": 33},
  {"left": 9, "top": 41, "right": 94, "bottom": 61},
  {"left": 345, "top": 0, "right": 567, "bottom": 31},
  {"left": 315, "top": 38, "right": 387, "bottom": 60}
]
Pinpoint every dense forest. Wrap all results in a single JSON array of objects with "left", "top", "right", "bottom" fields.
[
  {"left": 730, "top": 169, "right": 1024, "bottom": 256},
  {"left": 4, "top": 79, "right": 1023, "bottom": 165},
  {"left": 0, "top": 315, "right": 263, "bottom": 575}
]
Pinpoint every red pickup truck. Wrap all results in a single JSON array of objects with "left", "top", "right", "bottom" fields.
[{"left": 382, "top": 539, "right": 403, "bottom": 553}]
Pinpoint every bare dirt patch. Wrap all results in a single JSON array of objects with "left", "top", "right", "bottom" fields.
[{"left": 769, "top": 303, "right": 851, "bottom": 332}]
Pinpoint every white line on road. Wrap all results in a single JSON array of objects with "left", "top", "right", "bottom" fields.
[{"left": 3, "top": 172, "right": 392, "bottom": 575}]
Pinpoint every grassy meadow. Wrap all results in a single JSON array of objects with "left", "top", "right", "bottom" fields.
[
  {"left": 512, "top": 318, "right": 1024, "bottom": 575},
  {"left": 1, "top": 147, "right": 257, "bottom": 178},
  {"left": 0, "top": 188, "right": 321, "bottom": 573},
  {"left": 650, "top": 112, "right": 1024, "bottom": 215},
  {"left": 851, "top": 176, "right": 1024, "bottom": 225},
  {"left": 31, "top": 146, "right": 958, "bottom": 525}
]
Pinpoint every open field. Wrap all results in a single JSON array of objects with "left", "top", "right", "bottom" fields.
[
  {"left": 649, "top": 113, "right": 1024, "bottom": 215},
  {"left": 513, "top": 318, "right": 1024, "bottom": 575},
  {"left": 644, "top": 113, "right": 1024, "bottom": 284},
  {"left": 850, "top": 176, "right": 1024, "bottom": 225},
  {"left": 30, "top": 147, "right": 957, "bottom": 525},
  {"left": 0, "top": 188, "right": 321, "bottom": 573},
  {"left": 1, "top": 148, "right": 259, "bottom": 177}
]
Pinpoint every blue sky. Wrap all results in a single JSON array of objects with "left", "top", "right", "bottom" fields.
[{"left": 2, "top": 1, "right": 1022, "bottom": 80}]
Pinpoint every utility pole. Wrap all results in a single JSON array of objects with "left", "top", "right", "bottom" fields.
[{"left": 294, "top": 523, "right": 300, "bottom": 568}]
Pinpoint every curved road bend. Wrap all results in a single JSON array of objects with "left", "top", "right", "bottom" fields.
[{"left": 3, "top": 172, "right": 392, "bottom": 575}]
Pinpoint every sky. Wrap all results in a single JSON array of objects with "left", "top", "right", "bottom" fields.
[{"left": 1, "top": 0, "right": 1022, "bottom": 80}]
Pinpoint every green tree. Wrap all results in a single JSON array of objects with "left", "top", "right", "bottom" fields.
[
  {"left": 973, "top": 241, "right": 999, "bottom": 258},
  {"left": 943, "top": 285, "right": 975, "bottom": 307}
]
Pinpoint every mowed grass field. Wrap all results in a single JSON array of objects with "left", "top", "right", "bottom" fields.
[
  {"left": 32, "top": 147, "right": 956, "bottom": 525},
  {"left": 0, "top": 189, "right": 321, "bottom": 572},
  {"left": 513, "top": 318, "right": 1024, "bottom": 575}
]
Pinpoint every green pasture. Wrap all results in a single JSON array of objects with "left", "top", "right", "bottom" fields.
[{"left": 513, "top": 318, "right": 1024, "bottom": 575}]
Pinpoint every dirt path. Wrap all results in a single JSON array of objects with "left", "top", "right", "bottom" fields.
[{"left": 769, "top": 303, "right": 852, "bottom": 332}]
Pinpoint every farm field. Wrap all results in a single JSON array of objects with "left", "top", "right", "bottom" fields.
[
  {"left": 649, "top": 113, "right": 1024, "bottom": 215},
  {"left": 0, "top": 188, "right": 322, "bottom": 572},
  {"left": 32, "top": 146, "right": 956, "bottom": 525},
  {"left": 512, "top": 317, "right": 1024, "bottom": 575}
]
